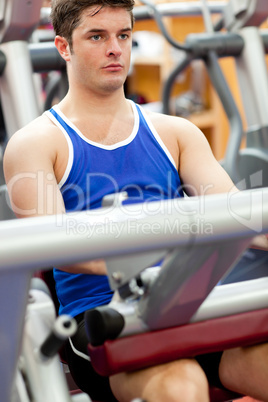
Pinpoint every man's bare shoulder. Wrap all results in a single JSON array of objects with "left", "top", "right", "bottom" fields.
[
  {"left": 9, "top": 114, "right": 60, "bottom": 144},
  {"left": 145, "top": 109, "right": 202, "bottom": 134},
  {"left": 3, "top": 113, "right": 67, "bottom": 180},
  {"left": 4, "top": 113, "right": 65, "bottom": 159},
  {"left": 143, "top": 109, "right": 208, "bottom": 149}
]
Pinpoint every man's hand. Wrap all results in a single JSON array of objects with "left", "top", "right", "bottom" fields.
[{"left": 250, "top": 234, "right": 268, "bottom": 250}]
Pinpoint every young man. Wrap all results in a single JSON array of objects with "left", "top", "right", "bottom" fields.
[{"left": 4, "top": 0, "right": 268, "bottom": 401}]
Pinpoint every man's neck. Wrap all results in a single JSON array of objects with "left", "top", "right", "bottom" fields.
[{"left": 58, "top": 86, "right": 128, "bottom": 120}]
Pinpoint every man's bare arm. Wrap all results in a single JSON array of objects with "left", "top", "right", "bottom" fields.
[
  {"left": 4, "top": 125, "right": 108, "bottom": 274},
  {"left": 177, "top": 118, "right": 268, "bottom": 249}
]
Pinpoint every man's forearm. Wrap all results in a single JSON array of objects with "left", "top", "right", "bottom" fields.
[{"left": 57, "top": 259, "right": 108, "bottom": 275}]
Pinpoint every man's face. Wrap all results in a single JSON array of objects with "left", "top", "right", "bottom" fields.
[{"left": 69, "top": 6, "right": 133, "bottom": 95}]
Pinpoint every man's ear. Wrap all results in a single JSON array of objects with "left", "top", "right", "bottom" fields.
[{"left": 54, "top": 35, "right": 71, "bottom": 62}]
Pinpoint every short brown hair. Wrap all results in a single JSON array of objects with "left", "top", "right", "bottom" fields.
[{"left": 51, "top": 0, "right": 135, "bottom": 50}]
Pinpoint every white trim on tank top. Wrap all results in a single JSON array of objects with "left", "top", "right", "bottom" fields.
[
  {"left": 136, "top": 103, "right": 177, "bottom": 169},
  {"left": 45, "top": 99, "right": 177, "bottom": 189},
  {"left": 52, "top": 100, "right": 139, "bottom": 150},
  {"left": 44, "top": 110, "right": 74, "bottom": 189}
]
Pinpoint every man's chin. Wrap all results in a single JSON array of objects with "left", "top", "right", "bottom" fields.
[{"left": 100, "top": 80, "right": 125, "bottom": 94}]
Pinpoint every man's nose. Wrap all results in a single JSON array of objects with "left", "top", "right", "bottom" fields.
[{"left": 106, "top": 37, "right": 122, "bottom": 57}]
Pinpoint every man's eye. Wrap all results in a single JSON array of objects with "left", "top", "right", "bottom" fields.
[
  {"left": 91, "top": 35, "right": 101, "bottom": 41},
  {"left": 119, "top": 34, "right": 128, "bottom": 40}
]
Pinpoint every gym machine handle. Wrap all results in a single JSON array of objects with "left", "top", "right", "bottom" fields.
[
  {"left": 85, "top": 307, "right": 125, "bottom": 347},
  {"left": 40, "top": 314, "right": 77, "bottom": 359}
]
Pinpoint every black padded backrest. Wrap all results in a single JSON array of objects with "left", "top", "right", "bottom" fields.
[{"left": 34, "top": 269, "right": 60, "bottom": 314}]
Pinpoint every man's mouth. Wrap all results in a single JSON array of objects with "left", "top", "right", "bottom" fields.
[{"left": 103, "top": 64, "right": 123, "bottom": 72}]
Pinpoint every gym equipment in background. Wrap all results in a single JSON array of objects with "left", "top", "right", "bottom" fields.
[{"left": 141, "top": 0, "right": 268, "bottom": 188}]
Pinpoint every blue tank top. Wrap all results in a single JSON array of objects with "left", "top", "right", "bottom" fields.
[{"left": 45, "top": 100, "right": 184, "bottom": 317}]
